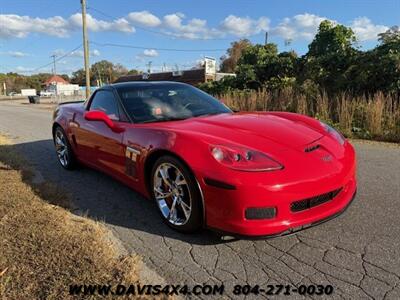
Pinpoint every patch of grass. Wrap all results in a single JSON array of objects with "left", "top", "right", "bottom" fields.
[
  {"left": 218, "top": 89, "right": 400, "bottom": 143},
  {"left": 0, "top": 135, "right": 157, "bottom": 299},
  {"left": 0, "top": 135, "right": 72, "bottom": 209}
]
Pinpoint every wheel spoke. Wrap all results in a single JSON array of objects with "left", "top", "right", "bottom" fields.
[
  {"left": 159, "top": 166, "right": 173, "bottom": 188},
  {"left": 56, "top": 136, "right": 65, "bottom": 147},
  {"left": 179, "top": 200, "right": 191, "bottom": 220},
  {"left": 168, "top": 197, "right": 178, "bottom": 222},
  {"left": 175, "top": 173, "right": 187, "bottom": 186},
  {"left": 154, "top": 188, "right": 173, "bottom": 199}
]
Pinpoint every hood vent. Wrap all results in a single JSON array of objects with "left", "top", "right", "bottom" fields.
[{"left": 305, "top": 144, "right": 320, "bottom": 153}]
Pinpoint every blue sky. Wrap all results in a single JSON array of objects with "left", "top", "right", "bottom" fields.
[{"left": 0, "top": 0, "right": 399, "bottom": 75}]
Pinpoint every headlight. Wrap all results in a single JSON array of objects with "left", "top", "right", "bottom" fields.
[
  {"left": 320, "top": 121, "right": 345, "bottom": 145},
  {"left": 210, "top": 145, "right": 284, "bottom": 172}
]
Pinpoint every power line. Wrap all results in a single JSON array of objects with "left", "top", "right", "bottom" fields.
[
  {"left": 90, "top": 41, "right": 226, "bottom": 52},
  {"left": 31, "top": 44, "right": 83, "bottom": 73},
  {"left": 87, "top": 6, "right": 233, "bottom": 41}
]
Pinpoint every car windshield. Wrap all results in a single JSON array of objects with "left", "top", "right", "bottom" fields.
[{"left": 116, "top": 83, "right": 232, "bottom": 123}]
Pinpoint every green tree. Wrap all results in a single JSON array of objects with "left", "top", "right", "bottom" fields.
[
  {"left": 71, "top": 60, "right": 129, "bottom": 86},
  {"left": 378, "top": 26, "right": 400, "bottom": 45},
  {"left": 302, "top": 20, "right": 358, "bottom": 94},
  {"left": 235, "top": 43, "right": 298, "bottom": 90},
  {"left": 71, "top": 69, "right": 86, "bottom": 86},
  {"left": 353, "top": 26, "right": 400, "bottom": 94},
  {"left": 220, "top": 39, "right": 252, "bottom": 73}
]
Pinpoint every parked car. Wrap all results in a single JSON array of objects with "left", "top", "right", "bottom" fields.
[{"left": 52, "top": 81, "right": 357, "bottom": 237}]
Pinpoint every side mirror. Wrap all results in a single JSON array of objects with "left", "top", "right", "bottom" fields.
[{"left": 84, "top": 110, "right": 125, "bottom": 133}]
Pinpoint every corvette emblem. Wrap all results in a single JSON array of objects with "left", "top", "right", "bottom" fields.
[{"left": 321, "top": 155, "right": 333, "bottom": 162}]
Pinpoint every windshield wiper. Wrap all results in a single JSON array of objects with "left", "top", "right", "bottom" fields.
[
  {"left": 140, "top": 116, "right": 189, "bottom": 123},
  {"left": 193, "top": 112, "right": 224, "bottom": 118}
]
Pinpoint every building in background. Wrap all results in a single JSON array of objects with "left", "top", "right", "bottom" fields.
[
  {"left": 43, "top": 75, "right": 79, "bottom": 96},
  {"left": 115, "top": 57, "right": 235, "bottom": 86}
]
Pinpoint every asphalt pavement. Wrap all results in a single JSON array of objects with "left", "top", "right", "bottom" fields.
[{"left": 0, "top": 102, "right": 399, "bottom": 299}]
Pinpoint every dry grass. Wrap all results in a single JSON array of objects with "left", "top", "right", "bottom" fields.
[
  {"left": 219, "top": 89, "right": 400, "bottom": 143},
  {"left": 0, "top": 135, "right": 72, "bottom": 209},
  {"left": 0, "top": 136, "right": 156, "bottom": 299}
]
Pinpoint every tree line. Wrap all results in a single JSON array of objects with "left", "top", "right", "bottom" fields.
[
  {"left": 200, "top": 21, "right": 400, "bottom": 97},
  {"left": 0, "top": 60, "right": 140, "bottom": 94}
]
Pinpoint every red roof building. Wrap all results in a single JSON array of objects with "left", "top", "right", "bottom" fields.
[{"left": 44, "top": 75, "right": 69, "bottom": 87}]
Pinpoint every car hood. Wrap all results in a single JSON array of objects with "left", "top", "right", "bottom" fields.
[{"left": 158, "top": 112, "right": 323, "bottom": 150}]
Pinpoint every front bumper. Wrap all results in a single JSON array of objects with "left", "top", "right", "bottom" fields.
[
  {"left": 197, "top": 142, "right": 357, "bottom": 237},
  {"left": 210, "top": 187, "right": 357, "bottom": 239}
]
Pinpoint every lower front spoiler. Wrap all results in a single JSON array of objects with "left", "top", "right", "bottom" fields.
[{"left": 209, "top": 189, "right": 358, "bottom": 240}]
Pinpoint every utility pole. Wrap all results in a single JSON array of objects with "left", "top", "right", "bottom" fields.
[
  {"left": 265, "top": 32, "right": 268, "bottom": 45},
  {"left": 81, "top": 0, "right": 91, "bottom": 99},
  {"left": 146, "top": 61, "right": 152, "bottom": 74},
  {"left": 50, "top": 54, "right": 57, "bottom": 75}
]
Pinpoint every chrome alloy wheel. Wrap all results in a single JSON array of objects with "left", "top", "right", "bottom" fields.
[
  {"left": 55, "top": 129, "right": 69, "bottom": 167},
  {"left": 153, "top": 163, "right": 192, "bottom": 226}
]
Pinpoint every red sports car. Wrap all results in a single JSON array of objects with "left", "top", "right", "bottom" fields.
[{"left": 52, "top": 82, "right": 357, "bottom": 237}]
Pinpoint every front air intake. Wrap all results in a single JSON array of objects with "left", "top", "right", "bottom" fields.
[
  {"left": 245, "top": 207, "right": 276, "bottom": 220},
  {"left": 291, "top": 188, "right": 343, "bottom": 212}
]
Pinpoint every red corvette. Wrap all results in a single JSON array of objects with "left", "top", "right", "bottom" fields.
[{"left": 52, "top": 82, "right": 357, "bottom": 237}]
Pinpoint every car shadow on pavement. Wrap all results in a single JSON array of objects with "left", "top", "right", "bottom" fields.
[{"left": 0, "top": 139, "right": 232, "bottom": 246}]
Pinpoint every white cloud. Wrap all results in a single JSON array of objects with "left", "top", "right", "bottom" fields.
[
  {"left": 91, "top": 49, "right": 101, "bottom": 57},
  {"left": 0, "top": 13, "right": 134, "bottom": 39},
  {"left": 272, "top": 13, "right": 329, "bottom": 40},
  {"left": 350, "top": 17, "right": 388, "bottom": 41},
  {"left": 0, "top": 11, "right": 390, "bottom": 43},
  {"left": 162, "top": 13, "right": 222, "bottom": 39},
  {"left": 15, "top": 66, "right": 33, "bottom": 72},
  {"left": 143, "top": 49, "right": 159, "bottom": 57},
  {"left": 52, "top": 48, "right": 101, "bottom": 58},
  {"left": 1, "top": 51, "right": 29, "bottom": 57},
  {"left": 68, "top": 13, "right": 134, "bottom": 33},
  {"left": 163, "top": 13, "right": 185, "bottom": 30},
  {"left": 0, "top": 14, "right": 69, "bottom": 38},
  {"left": 128, "top": 11, "right": 161, "bottom": 27},
  {"left": 220, "top": 15, "right": 270, "bottom": 37}
]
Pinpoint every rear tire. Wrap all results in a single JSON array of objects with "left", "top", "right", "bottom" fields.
[
  {"left": 53, "top": 126, "right": 77, "bottom": 170},
  {"left": 150, "top": 155, "right": 203, "bottom": 233}
]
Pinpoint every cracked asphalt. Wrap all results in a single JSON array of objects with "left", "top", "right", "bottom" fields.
[{"left": 0, "top": 102, "right": 399, "bottom": 299}]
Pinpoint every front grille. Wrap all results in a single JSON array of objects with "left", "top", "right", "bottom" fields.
[
  {"left": 290, "top": 188, "right": 343, "bottom": 212},
  {"left": 245, "top": 207, "right": 276, "bottom": 220}
]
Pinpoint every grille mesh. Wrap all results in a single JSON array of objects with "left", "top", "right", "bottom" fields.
[
  {"left": 245, "top": 207, "right": 276, "bottom": 220},
  {"left": 291, "top": 188, "right": 343, "bottom": 212}
]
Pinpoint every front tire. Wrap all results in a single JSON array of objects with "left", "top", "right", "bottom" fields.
[
  {"left": 53, "top": 126, "right": 77, "bottom": 170},
  {"left": 151, "top": 155, "right": 203, "bottom": 233}
]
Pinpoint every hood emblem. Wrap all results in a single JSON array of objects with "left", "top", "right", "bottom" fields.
[{"left": 321, "top": 154, "right": 333, "bottom": 162}]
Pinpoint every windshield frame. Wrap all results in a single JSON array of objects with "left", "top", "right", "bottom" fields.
[{"left": 113, "top": 82, "right": 232, "bottom": 124}]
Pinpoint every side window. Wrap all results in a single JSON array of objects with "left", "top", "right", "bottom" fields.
[{"left": 89, "top": 90, "right": 120, "bottom": 121}]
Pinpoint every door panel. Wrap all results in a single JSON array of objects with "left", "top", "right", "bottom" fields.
[{"left": 72, "top": 89, "right": 126, "bottom": 176}]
